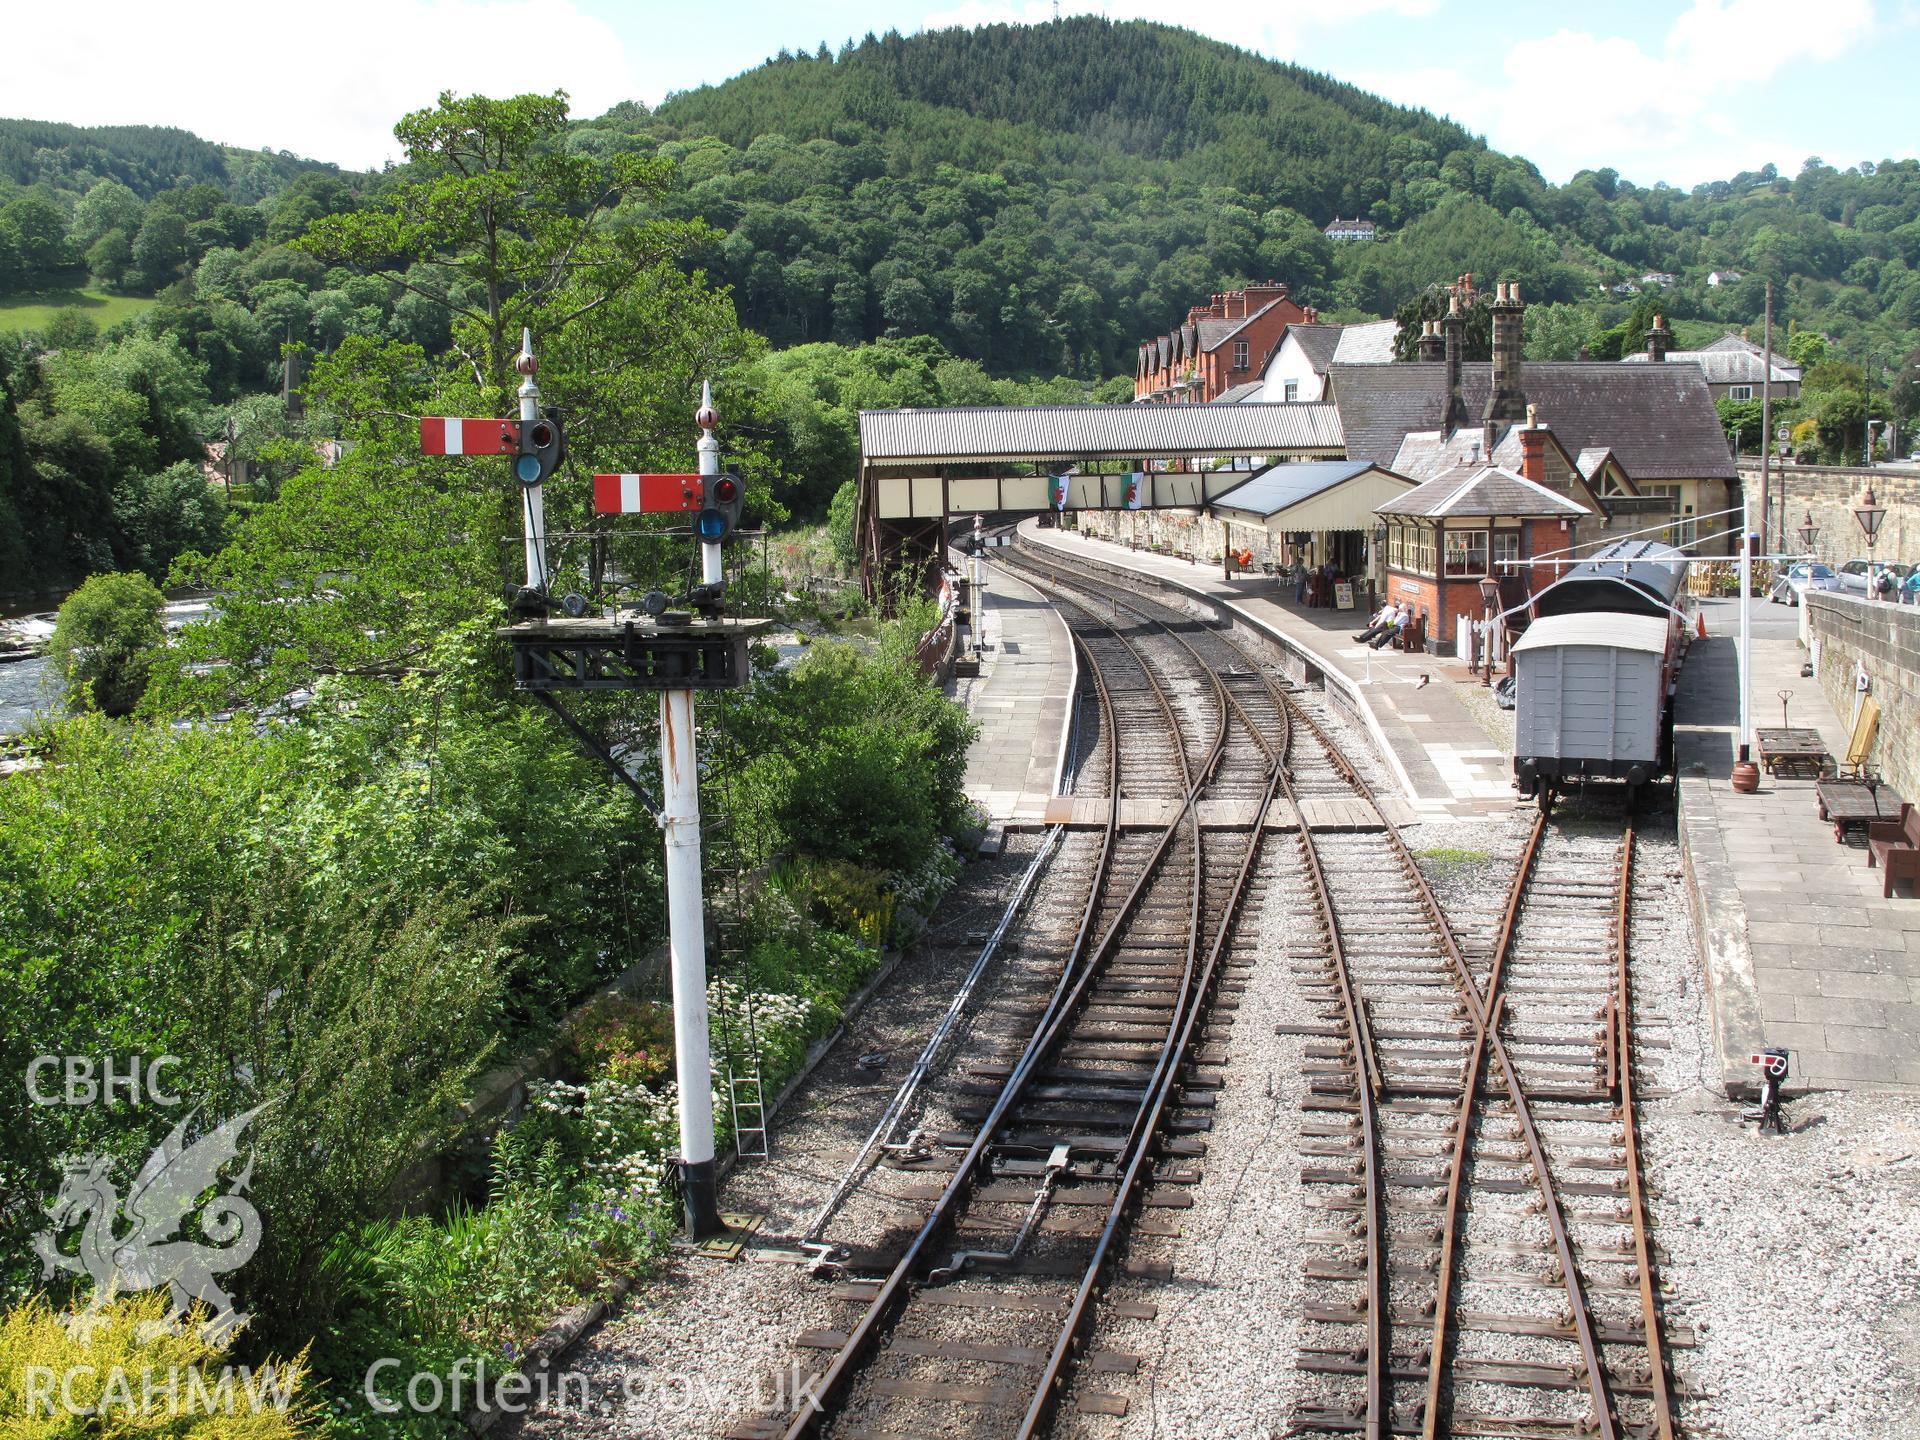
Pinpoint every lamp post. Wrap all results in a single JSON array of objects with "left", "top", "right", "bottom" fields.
[
  {"left": 1478, "top": 574, "right": 1502, "bottom": 685},
  {"left": 1855, "top": 486, "right": 1887, "bottom": 600},
  {"left": 1798, "top": 510, "right": 1819, "bottom": 555}
]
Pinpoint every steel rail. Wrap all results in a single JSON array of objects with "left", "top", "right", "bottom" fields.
[
  {"left": 1021, "top": 761, "right": 1284, "bottom": 1437},
  {"left": 1007, "top": 544, "right": 1626, "bottom": 1438},
  {"left": 1004, "top": 549, "right": 1393, "bottom": 1437},
  {"left": 778, "top": 583, "right": 1220, "bottom": 1439},
  {"left": 1282, "top": 695, "right": 1620, "bottom": 1440},
  {"left": 1420, "top": 807, "right": 1549, "bottom": 1440},
  {"left": 1615, "top": 818, "right": 1677, "bottom": 1440}
]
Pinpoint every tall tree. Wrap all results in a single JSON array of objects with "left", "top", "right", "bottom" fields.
[{"left": 297, "top": 91, "right": 711, "bottom": 411}]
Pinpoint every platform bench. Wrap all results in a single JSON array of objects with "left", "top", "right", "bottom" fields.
[{"left": 1866, "top": 804, "right": 1920, "bottom": 898}]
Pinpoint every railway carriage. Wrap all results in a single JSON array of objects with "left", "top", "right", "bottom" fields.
[{"left": 1512, "top": 540, "right": 1690, "bottom": 806}]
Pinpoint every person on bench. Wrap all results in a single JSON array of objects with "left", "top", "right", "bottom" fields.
[
  {"left": 1353, "top": 599, "right": 1401, "bottom": 646},
  {"left": 1361, "top": 601, "right": 1411, "bottom": 649}
]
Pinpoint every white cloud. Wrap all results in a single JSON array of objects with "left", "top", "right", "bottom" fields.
[
  {"left": 1369, "top": 2, "right": 1883, "bottom": 184},
  {"left": 6, "top": 0, "right": 639, "bottom": 170}
]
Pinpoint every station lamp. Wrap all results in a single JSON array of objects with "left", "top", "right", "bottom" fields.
[
  {"left": 1797, "top": 510, "right": 1819, "bottom": 555},
  {"left": 1855, "top": 486, "right": 1887, "bottom": 597}
]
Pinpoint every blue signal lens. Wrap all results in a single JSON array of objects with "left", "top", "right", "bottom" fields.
[
  {"left": 696, "top": 508, "right": 727, "bottom": 541},
  {"left": 515, "top": 454, "right": 543, "bottom": 484}
]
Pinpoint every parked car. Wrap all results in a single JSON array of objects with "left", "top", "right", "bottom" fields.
[
  {"left": 1835, "top": 559, "right": 1914, "bottom": 596},
  {"left": 1769, "top": 561, "right": 1840, "bottom": 606}
]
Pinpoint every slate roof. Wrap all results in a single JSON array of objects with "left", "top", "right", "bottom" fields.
[
  {"left": 1209, "top": 461, "right": 1387, "bottom": 517},
  {"left": 1211, "top": 381, "right": 1265, "bottom": 404},
  {"left": 1327, "top": 361, "right": 1736, "bottom": 481},
  {"left": 1374, "top": 464, "right": 1589, "bottom": 518},
  {"left": 1287, "top": 325, "right": 1344, "bottom": 372},
  {"left": 1332, "top": 320, "right": 1399, "bottom": 363},
  {"left": 1574, "top": 446, "right": 1617, "bottom": 481},
  {"left": 1620, "top": 338, "right": 1799, "bottom": 385}
]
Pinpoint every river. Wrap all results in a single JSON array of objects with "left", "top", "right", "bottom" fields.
[{"left": 0, "top": 599, "right": 214, "bottom": 737}]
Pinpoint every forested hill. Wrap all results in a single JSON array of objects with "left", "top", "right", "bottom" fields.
[
  {"left": 0, "top": 117, "right": 338, "bottom": 203},
  {"left": 655, "top": 19, "right": 1503, "bottom": 222},
  {"left": 603, "top": 18, "right": 1920, "bottom": 380}
]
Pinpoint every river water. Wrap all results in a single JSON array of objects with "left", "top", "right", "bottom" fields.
[{"left": 0, "top": 599, "right": 213, "bottom": 737}]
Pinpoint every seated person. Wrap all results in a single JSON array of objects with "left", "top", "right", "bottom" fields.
[
  {"left": 1368, "top": 602, "right": 1413, "bottom": 649},
  {"left": 1353, "top": 600, "right": 1399, "bottom": 645}
]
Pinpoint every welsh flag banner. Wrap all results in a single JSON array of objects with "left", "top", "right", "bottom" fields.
[
  {"left": 1051, "top": 474, "right": 1070, "bottom": 510},
  {"left": 1124, "top": 472, "right": 1144, "bottom": 510}
]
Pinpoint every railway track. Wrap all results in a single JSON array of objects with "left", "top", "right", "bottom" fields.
[
  {"left": 735, "top": 554, "right": 1281, "bottom": 1439},
  {"left": 735, "top": 538, "right": 1679, "bottom": 1439},
  {"left": 1008, "top": 540, "right": 1681, "bottom": 1439}
]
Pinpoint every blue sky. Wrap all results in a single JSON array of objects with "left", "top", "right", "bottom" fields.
[{"left": 9, "top": 0, "right": 1915, "bottom": 188}]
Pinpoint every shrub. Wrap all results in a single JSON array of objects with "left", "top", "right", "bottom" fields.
[
  {"left": 565, "top": 994, "right": 676, "bottom": 1090},
  {"left": 46, "top": 570, "right": 165, "bottom": 716},
  {"left": 0, "top": 1291, "right": 316, "bottom": 1438}
]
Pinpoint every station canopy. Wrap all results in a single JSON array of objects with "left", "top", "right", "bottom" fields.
[
  {"left": 860, "top": 402, "right": 1345, "bottom": 522},
  {"left": 1208, "top": 460, "right": 1415, "bottom": 537}
]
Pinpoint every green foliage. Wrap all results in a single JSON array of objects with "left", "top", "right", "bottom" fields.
[
  {"left": 46, "top": 569, "right": 164, "bottom": 715},
  {"left": 0, "top": 1292, "right": 317, "bottom": 1438},
  {"left": 566, "top": 994, "right": 677, "bottom": 1089},
  {"left": 723, "top": 636, "right": 974, "bottom": 874}
]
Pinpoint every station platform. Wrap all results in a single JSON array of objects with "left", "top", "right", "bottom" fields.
[
  {"left": 948, "top": 557, "right": 1076, "bottom": 824},
  {"left": 1016, "top": 520, "right": 1520, "bottom": 821},
  {"left": 1675, "top": 598, "right": 1920, "bottom": 1095}
]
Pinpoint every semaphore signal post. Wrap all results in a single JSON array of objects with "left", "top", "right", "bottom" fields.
[{"left": 419, "top": 340, "right": 767, "bottom": 1238}]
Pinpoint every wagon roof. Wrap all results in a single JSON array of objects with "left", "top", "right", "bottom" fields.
[{"left": 1512, "top": 613, "right": 1672, "bottom": 654}]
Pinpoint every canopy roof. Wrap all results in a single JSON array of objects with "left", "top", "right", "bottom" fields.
[{"left": 858, "top": 403, "right": 1344, "bottom": 467}]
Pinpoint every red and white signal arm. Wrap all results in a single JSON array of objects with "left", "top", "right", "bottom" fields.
[
  {"left": 593, "top": 473, "right": 702, "bottom": 515},
  {"left": 1751, "top": 1052, "right": 1788, "bottom": 1075},
  {"left": 420, "top": 417, "right": 519, "bottom": 455}
]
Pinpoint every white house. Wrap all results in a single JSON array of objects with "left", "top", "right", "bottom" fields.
[
  {"left": 1258, "top": 319, "right": 1398, "bottom": 402},
  {"left": 1324, "top": 217, "right": 1378, "bottom": 242},
  {"left": 1707, "top": 269, "right": 1745, "bottom": 287}
]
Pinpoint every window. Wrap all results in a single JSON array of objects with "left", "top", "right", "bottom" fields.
[
  {"left": 1283, "top": 380, "right": 1299, "bottom": 401},
  {"left": 1233, "top": 339, "right": 1250, "bottom": 370},
  {"left": 1386, "top": 524, "right": 1404, "bottom": 569},
  {"left": 1728, "top": 384, "right": 1753, "bottom": 401},
  {"left": 1444, "top": 529, "right": 1489, "bottom": 577},
  {"left": 1403, "top": 526, "right": 1434, "bottom": 576},
  {"left": 1492, "top": 530, "right": 1522, "bottom": 571}
]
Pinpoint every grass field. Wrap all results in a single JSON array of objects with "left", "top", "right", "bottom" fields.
[{"left": 0, "top": 287, "right": 157, "bottom": 334}]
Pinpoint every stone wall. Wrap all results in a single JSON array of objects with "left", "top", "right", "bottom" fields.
[
  {"left": 1807, "top": 591, "right": 1920, "bottom": 796},
  {"left": 1738, "top": 461, "right": 1919, "bottom": 567}
]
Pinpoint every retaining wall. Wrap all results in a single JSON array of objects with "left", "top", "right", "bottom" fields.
[
  {"left": 1807, "top": 590, "right": 1920, "bottom": 797},
  {"left": 1738, "top": 460, "right": 1920, "bottom": 567}
]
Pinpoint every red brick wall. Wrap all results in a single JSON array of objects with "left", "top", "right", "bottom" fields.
[
  {"left": 1134, "top": 287, "right": 1311, "bottom": 399},
  {"left": 1526, "top": 516, "right": 1574, "bottom": 596}
]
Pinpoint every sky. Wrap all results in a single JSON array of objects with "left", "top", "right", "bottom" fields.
[{"left": 6, "top": 0, "right": 1915, "bottom": 189}]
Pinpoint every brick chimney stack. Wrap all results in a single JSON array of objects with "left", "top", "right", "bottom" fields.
[
  {"left": 1442, "top": 291, "right": 1470, "bottom": 433},
  {"left": 1416, "top": 319, "right": 1444, "bottom": 362},
  {"left": 1518, "top": 403, "right": 1547, "bottom": 483},
  {"left": 1224, "top": 291, "right": 1246, "bottom": 319},
  {"left": 1646, "top": 313, "right": 1674, "bottom": 363},
  {"left": 1482, "top": 279, "right": 1528, "bottom": 434}
]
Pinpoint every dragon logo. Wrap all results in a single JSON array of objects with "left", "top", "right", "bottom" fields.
[{"left": 32, "top": 1105, "right": 270, "bottom": 1341}]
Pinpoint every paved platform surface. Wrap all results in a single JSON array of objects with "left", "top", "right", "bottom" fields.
[
  {"left": 948, "top": 557, "right": 1076, "bottom": 823},
  {"left": 1676, "top": 597, "right": 1920, "bottom": 1094},
  {"left": 1019, "top": 521, "right": 1519, "bottom": 821}
]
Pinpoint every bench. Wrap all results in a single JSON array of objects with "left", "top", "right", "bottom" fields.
[
  {"left": 1866, "top": 804, "right": 1920, "bottom": 897},
  {"left": 1396, "top": 616, "right": 1427, "bottom": 654}
]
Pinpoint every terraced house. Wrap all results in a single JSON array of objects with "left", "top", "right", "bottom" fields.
[{"left": 1134, "top": 282, "right": 1315, "bottom": 402}]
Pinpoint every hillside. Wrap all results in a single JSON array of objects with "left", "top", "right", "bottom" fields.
[
  {"left": 0, "top": 117, "right": 340, "bottom": 203},
  {"left": 567, "top": 18, "right": 1920, "bottom": 379}
]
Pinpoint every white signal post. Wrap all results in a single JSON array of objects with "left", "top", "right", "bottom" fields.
[
  {"left": 696, "top": 380, "right": 723, "bottom": 587},
  {"left": 515, "top": 328, "right": 549, "bottom": 592},
  {"left": 663, "top": 380, "right": 724, "bottom": 1237}
]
